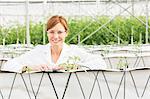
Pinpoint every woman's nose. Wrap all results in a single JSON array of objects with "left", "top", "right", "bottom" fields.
[{"left": 53, "top": 33, "right": 59, "bottom": 38}]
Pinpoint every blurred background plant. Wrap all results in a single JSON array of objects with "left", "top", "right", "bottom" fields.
[{"left": 0, "top": 16, "right": 148, "bottom": 45}]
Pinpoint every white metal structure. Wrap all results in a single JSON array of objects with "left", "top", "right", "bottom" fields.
[{"left": 0, "top": 0, "right": 149, "bottom": 45}]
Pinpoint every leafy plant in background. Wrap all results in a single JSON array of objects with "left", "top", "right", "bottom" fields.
[
  {"left": 0, "top": 16, "right": 149, "bottom": 45},
  {"left": 30, "top": 21, "right": 45, "bottom": 45}
]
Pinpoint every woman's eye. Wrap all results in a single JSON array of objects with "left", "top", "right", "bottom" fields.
[
  {"left": 58, "top": 31, "right": 63, "bottom": 34},
  {"left": 50, "top": 31, "right": 54, "bottom": 34}
]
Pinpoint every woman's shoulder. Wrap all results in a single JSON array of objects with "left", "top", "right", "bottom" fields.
[
  {"left": 65, "top": 44, "right": 81, "bottom": 50},
  {"left": 29, "top": 44, "right": 49, "bottom": 53},
  {"left": 35, "top": 44, "right": 49, "bottom": 48},
  {"left": 65, "top": 44, "right": 87, "bottom": 54}
]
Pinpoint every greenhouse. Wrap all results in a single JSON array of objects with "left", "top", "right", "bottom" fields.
[{"left": 0, "top": 0, "right": 150, "bottom": 99}]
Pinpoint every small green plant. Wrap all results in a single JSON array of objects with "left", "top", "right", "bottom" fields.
[
  {"left": 59, "top": 56, "right": 81, "bottom": 71},
  {"left": 117, "top": 58, "right": 129, "bottom": 70},
  {"left": 22, "top": 66, "right": 32, "bottom": 73}
]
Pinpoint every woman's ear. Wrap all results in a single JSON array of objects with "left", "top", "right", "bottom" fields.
[
  {"left": 65, "top": 30, "right": 69, "bottom": 37},
  {"left": 66, "top": 32, "right": 68, "bottom": 37}
]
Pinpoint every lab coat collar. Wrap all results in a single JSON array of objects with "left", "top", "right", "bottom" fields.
[{"left": 44, "top": 43, "right": 70, "bottom": 65}]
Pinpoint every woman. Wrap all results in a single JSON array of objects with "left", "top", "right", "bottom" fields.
[{"left": 1, "top": 15, "right": 107, "bottom": 73}]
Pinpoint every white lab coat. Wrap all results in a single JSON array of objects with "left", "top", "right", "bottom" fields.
[{"left": 1, "top": 43, "right": 106, "bottom": 73}]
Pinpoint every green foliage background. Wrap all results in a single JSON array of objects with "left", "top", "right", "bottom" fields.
[{"left": 0, "top": 16, "right": 149, "bottom": 45}]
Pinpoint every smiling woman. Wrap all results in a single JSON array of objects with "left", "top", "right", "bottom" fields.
[{"left": 1, "top": 15, "right": 107, "bottom": 73}]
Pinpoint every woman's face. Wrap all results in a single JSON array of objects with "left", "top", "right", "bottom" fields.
[{"left": 47, "top": 23, "right": 67, "bottom": 47}]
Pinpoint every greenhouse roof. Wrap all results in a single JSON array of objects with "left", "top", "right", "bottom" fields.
[{"left": 0, "top": 0, "right": 148, "bottom": 3}]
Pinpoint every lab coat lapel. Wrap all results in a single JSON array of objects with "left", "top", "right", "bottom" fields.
[
  {"left": 44, "top": 44, "right": 54, "bottom": 65},
  {"left": 56, "top": 43, "right": 70, "bottom": 65},
  {"left": 44, "top": 43, "right": 70, "bottom": 65}
]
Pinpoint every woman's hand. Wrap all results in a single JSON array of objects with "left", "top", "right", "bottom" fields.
[
  {"left": 28, "top": 65, "right": 63, "bottom": 72},
  {"left": 29, "top": 64, "right": 50, "bottom": 71}
]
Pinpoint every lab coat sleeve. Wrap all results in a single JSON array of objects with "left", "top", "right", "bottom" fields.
[
  {"left": 1, "top": 45, "right": 43, "bottom": 73},
  {"left": 1, "top": 59, "right": 23, "bottom": 73},
  {"left": 77, "top": 48, "right": 107, "bottom": 70}
]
